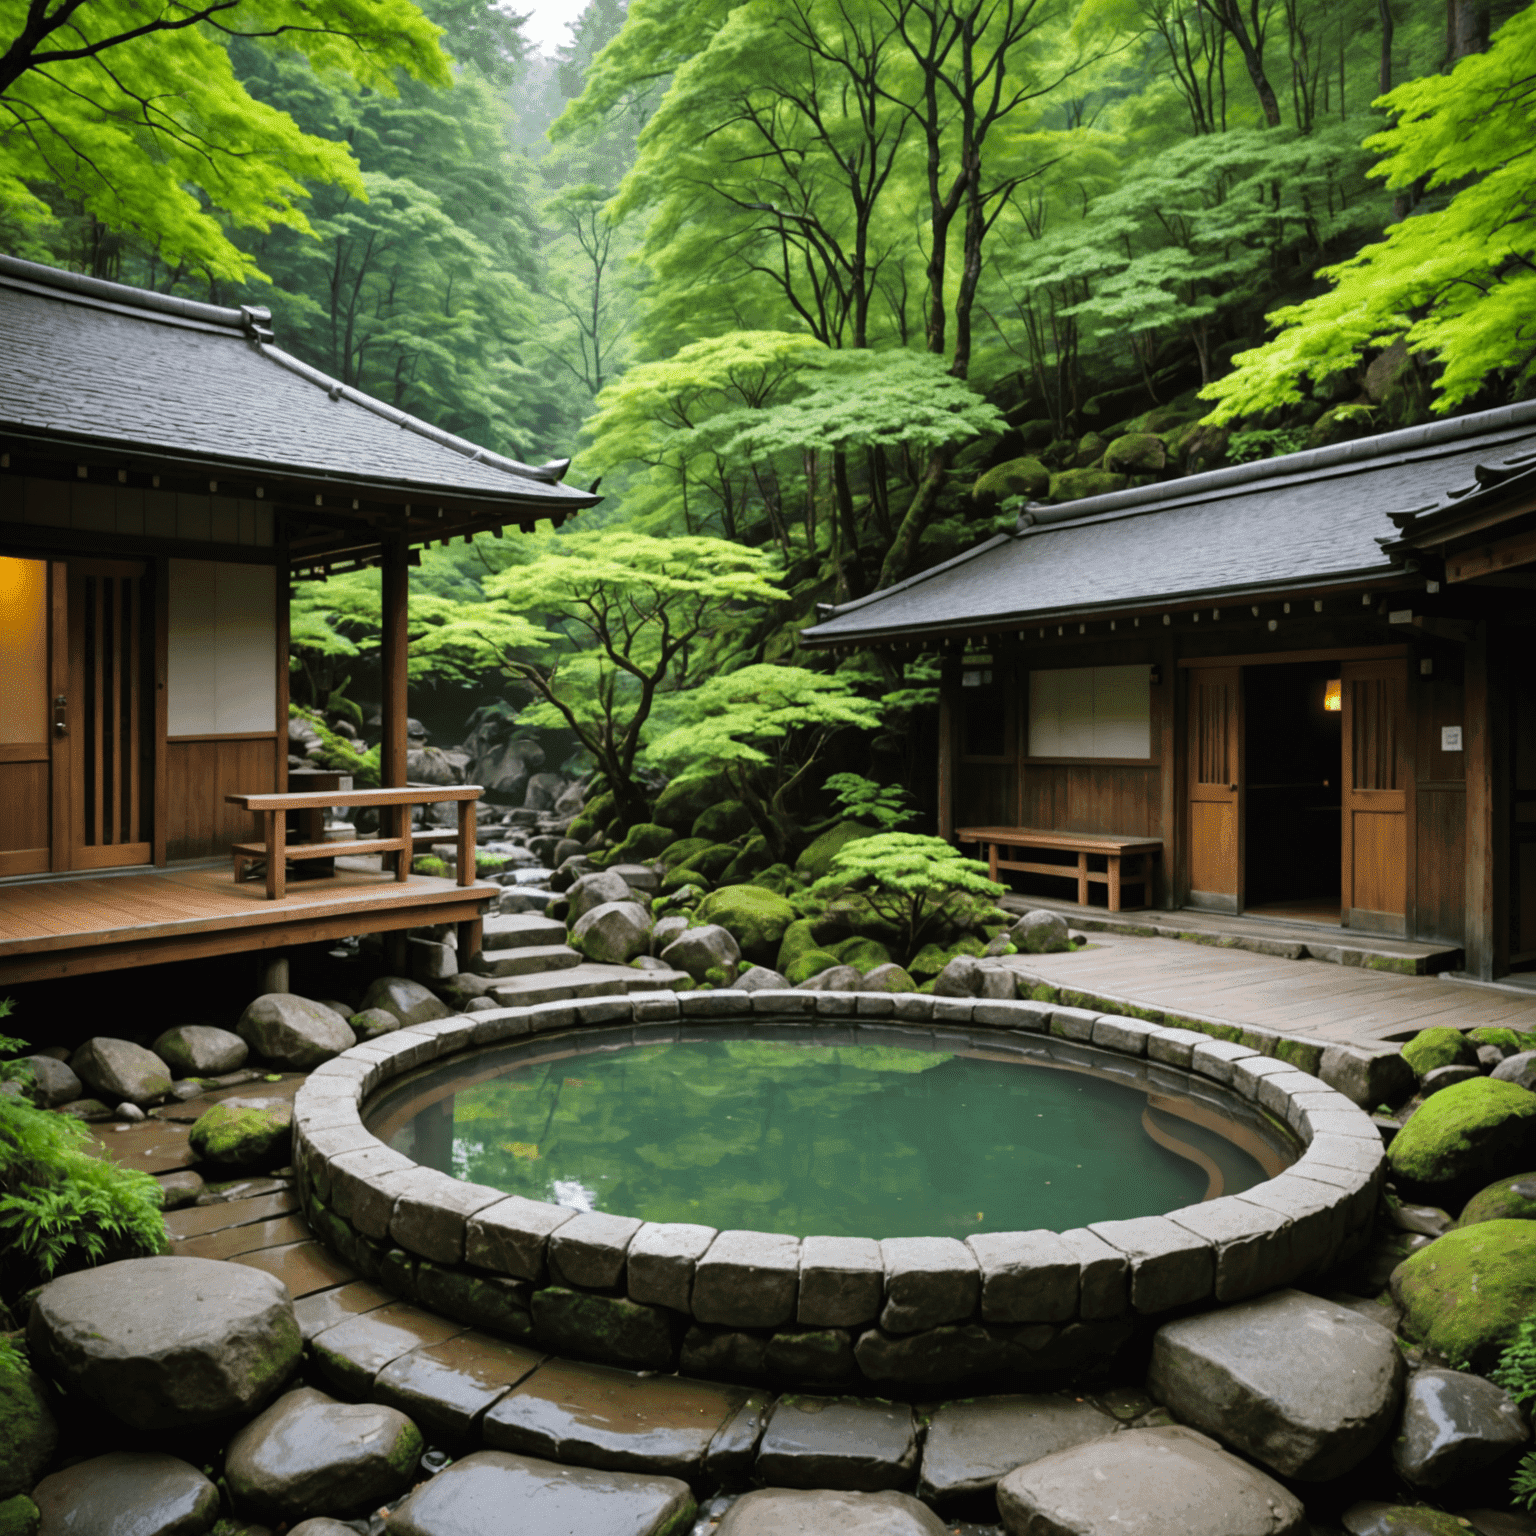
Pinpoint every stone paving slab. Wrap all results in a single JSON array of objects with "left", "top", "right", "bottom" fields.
[
  {"left": 293, "top": 1279, "right": 394, "bottom": 1341},
  {"left": 162, "top": 1189, "right": 299, "bottom": 1239},
  {"left": 172, "top": 1213, "right": 312, "bottom": 1260},
  {"left": 88, "top": 1119, "right": 196, "bottom": 1173},
  {"left": 487, "top": 963, "right": 690, "bottom": 1007},
  {"left": 755, "top": 1395, "right": 918, "bottom": 1492},
  {"left": 311, "top": 1300, "right": 468, "bottom": 1397},
  {"left": 232, "top": 1238, "right": 357, "bottom": 1298},
  {"left": 483, "top": 1355, "right": 769, "bottom": 1483},
  {"left": 374, "top": 1330, "right": 545, "bottom": 1448}
]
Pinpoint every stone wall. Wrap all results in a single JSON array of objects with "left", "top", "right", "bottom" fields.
[{"left": 292, "top": 992, "right": 1387, "bottom": 1392}]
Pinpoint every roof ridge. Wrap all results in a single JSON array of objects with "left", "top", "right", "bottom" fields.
[
  {"left": 0, "top": 254, "right": 258, "bottom": 333},
  {"left": 257, "top": 344, "right": 571, "bottom": 488},
  {"left": 1013, "top": 397, "right": 1536, "bottom": 533}
]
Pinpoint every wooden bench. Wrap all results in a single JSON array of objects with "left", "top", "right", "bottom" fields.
[
  {"left": 227, "top": 785, "right": 483, "bottom": 901},
  {"left": 956, "top": 825, "right": 1162, "bottom": 911}
]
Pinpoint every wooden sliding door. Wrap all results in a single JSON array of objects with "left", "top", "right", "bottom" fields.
[
  {"left": 1341, "top": 657, "right": 1408, "bottom": 935},
  {"left": 1187, "top": 665, "right": 1243, "bottom": 911},
  {"left": 64, "top": 560, "right": 155, "bottom": 869},
  {"left": 0, "top": 557, "right": 60, "bottom": 876}
]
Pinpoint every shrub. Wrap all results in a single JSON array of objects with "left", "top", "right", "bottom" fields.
[
  {"left": 0, "top": 1093, "right": 167, "bottom": 1304},
  {"left": 1493, "top": 1315, "right": 1536, "bottom": 1510}
]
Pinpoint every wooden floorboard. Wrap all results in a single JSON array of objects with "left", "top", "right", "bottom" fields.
[{"left": 1016, "top": 934, "right": 1536, "bottom": 1042}]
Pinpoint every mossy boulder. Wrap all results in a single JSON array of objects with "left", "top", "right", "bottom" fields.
[
  {"left": 1469, "top": 1026, "right": 1533, "bottom": 1053},
  {"left": 583, "top": 790, "right": 619, "bottom": 831},
  {"left": 1073, "top": 432, "right": 1109, "bottom": 468},
  {"left": 660, "top": 837, "right": 712, "bottom": 870},
  {"left": 777, "top": 918, "right": 822, "bottom": 974},
  {"left": 188, "top": 1099, "right": 294, "bottom": 1171},
  {"left": 0, "top": 1496, "right": 38, "bottom": 1536},
  {"left": 652, "top": 773, "right": 730, "bottom": 833},
  {"left": 606, "top": 822, "right": 675, "bottom": 863},
  {"left": 0, "top": 1360, "right": 56, "bottom": 1499},
  {"left": 861, "top": 963, "right": 918, "bottom": 993},
  {"left": 972, "top": 456, "right": 1050, "bottom": 504},
  {"left": 794, "top": 820, "right": 878, "bottom": 880},
  {"left": 1391, "top": 1219, "right": 1536, "bottom": 1372},
  {"left": 1103, "top": 432, "right": 1167, "bottom": 474},
  {"left": 676, "top": 844, "right": 740, "bottom": 884},
  {"left": 696, "top": 885, "right": 797, "bottom": 967},
  {"left": 908, "top": 936, "right": 985, "bottom": 979},
  {"left": 787, "top": 950, "right": 842, "bottom": 985},
  {"left": 1306, "top": 402, "right": 1376, "bottom": 450},
  {"left": 1457, "top": 1171, "right": 1536, "bottom": 1228},
  {"left": 749, "top": 863, "right": 796, "bottom": 896},
  {"left": 1402, "top": 1027, "right": 1477, "bottom": 1078},
  {"left": 832, "top": 936, "right": 894, "bottom": 973},
  {"left": 1047, "top": 468, "right": 1129, "bottom": 502},
  {"left": 1386, "top": 1077, "right": 1536, "bottom": 1198},
  {"left": 691, "top": 799, "right": 755, "bottom": 843},
  {"left": 721, "top": 836, "right": 773, "bottom": 884}
]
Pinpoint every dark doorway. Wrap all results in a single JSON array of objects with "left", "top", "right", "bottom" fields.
[{"left": 1243, "top": 661, "right": 1342, "bottom": 923}]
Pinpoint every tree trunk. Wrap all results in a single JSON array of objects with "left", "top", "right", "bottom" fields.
[
  {"left": 1377, "top": 0, "right": 1393, "bottom": 95},
  {"left": 877, "top": 443, "right": 952, "bottom": 590},
  {"left": 1447, "top": 0, "right": 1489, "bottom": 61}
]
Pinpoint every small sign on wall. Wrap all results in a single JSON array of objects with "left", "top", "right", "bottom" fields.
[{"left": 1441, "top": 725, "right": 1463, "bottom": 752}]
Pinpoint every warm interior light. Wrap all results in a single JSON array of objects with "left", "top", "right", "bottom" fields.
[{"left": 1324, "top": 679, "right": 1342, "bottom": 713}]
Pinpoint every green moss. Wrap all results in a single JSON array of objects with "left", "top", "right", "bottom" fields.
[
  {"left": 654, "top": 1499, "right": 701, "bottom": 1536},
  {"left": 787, "top": 950, "right": 841, "bottom": 985},
  {"left": 1273, "top": 1037, "right": 1324, "bottom": 1075},
  {"left": 697, "top": 884, "right": 797, "bottom": 966},
  {"left": 652, "top": 773, "right": 730, "bottom": 833},
  {"left": 1387, "top": 1077, "right": 1536, "bottom": 1193},
  {"left": 793, "top": 820, "right": 878, "bottom": 880},
  {"left": 412, "top": 855, "right": 447, "bottom": 877},
  {"left": 1469, "top": 1027, "right": 1526, "bottom": 1053},
  {"left": 0, "top": 1354, "right": 55, "bottom": 1501},
  {"left": 973, "top": 456, "right": 1049, "bottom": 501},
  {"left": 1458, "top": 1171, "right": 1536, "bottom": 1227},
  {"left": 608, "top": 821, "right": 676, "bottom": 862},
  {"left": 1048, "top": 467, "right": 1129, "bottom": 501},
  {"left": 1393, "top": 1219, "right": 1536, "bottom": 1372},
  {"left": 1027, "top": 984, "right": 1058, "bottom": 1003},
  {"left": 691, "top": 799, "right": 755, "bottom": 843},
  {"left": 1402, "top": 1027, "right": 1476, "bottom": 1077},
  {"left": 187, "top": 1102, "right": 290, "bottom": 1170},
  {"left": 660, "top": 837, "right": 712, "bottom": 870},
  {"left": 832, "top": 936, "right": 894, "bottom": 972},
  {"left": 749, "top": 862, "right": 796, "bottom": 896},
  {"left": 531, "top": 1287, "right": 679, "bottom": 1370},
  {"left": 415, "top": 1264, "right": 534, "bottom": 1339},
  {"left": 776, "top": 917, "right": 822, "bottom": 974},
  {"left": 721, "top": 838, "right": 773, "bottom": 884},
  {"left": 475, "top": 852, "right": 508, "bottom": 876},
  {"left": 565, "top": 814, "right": 598, "bottom": 844},
  {"left": 1365, "top": 955, "right": 1419, "bottom": 974},
  {"left": 387, "top": 1417, "right": 426, "bottom": 1476},
  {"left": 0, "top": 1497, "right": 39, "bottom": 1536},
  {"left": 909, "top": 936, "right": 986, "bottom": 978}
]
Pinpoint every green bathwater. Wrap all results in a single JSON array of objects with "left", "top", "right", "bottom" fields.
[{"left": 395, "top": 1037, "right": 1272, "bottom": 1239}]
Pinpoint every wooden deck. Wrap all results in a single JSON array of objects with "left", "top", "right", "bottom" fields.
[{"left": 0, "top": 858, "right": 500, "bottom": 985}]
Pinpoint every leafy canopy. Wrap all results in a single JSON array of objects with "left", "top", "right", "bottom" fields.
[
  {"left": 1205, "top": 5, "right": 1536, "bottom": 418},
  {"left": 0, "top": 0, "right": 452, "bottom": 281},
  {"left": 646, "top": 664, "right": 883, "bottom": 858}
]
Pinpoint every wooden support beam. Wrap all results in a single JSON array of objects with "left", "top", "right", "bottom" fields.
[
  {"left": 1464, "top": 619, "right": 1510, "bottom": 979},
  {"left": 380, "top": 531, "right": 410, "bottom": 876}
]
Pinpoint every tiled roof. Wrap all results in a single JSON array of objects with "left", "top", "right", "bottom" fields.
[
  {"left": 0, "top": 256, "right": 595, "bottom": 510},
  {"left": 803, "top": 402, "right": 1536, "bottom": 644}
]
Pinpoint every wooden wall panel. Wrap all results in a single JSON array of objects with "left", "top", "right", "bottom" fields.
[
  {"left": 1352, "top": 810, "right": 1407, "bottom": 916},
  {"left": 955, "top": 763, "right": 1016, "bottom": 828},
  {"left": 0, "top": 761, "right": 50, "bottom": 874},
  {"left": 1416, "top": 787, "right": 1466, "bottom": 944},
  {"left": 1020, "top": 764, "right": 1160, "bottom": 837},
  {"left": 165, "top": 738, "right": 276, "bottom": 861}
]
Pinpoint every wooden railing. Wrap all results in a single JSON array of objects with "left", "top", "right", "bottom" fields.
[{"left": 225, "top": 786, "right": 482, "bottom": 900}]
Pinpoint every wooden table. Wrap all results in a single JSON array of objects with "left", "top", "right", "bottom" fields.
[{"left": 957, "top": 825, "right": 1163, "bottom": 911}]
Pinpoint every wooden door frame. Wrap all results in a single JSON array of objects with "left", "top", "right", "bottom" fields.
[
  {"left": 1186, "top": 663, "right": 1244, "bottom": 912},
  {"left": 48, "top": 558, "right": 71, "bottom": 871},
  {"left": 1340, "top": 656, "right": 1412, "bottom": 937}
]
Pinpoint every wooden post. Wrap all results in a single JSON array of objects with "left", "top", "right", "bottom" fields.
[
  {"left": 937, "top": 658, "right": 958, "bottom": 841},
  {"left": 1157, "top": 636, "right": 1177, "bottom": 908},
  {"left": 264, "top": 807, "right": 286, "bottom": 901},
  {"left": 384, "top": 929, "right": 409, "bottom": 975},
  {"left": 1465, "top": 619, "right": 1509, "bottom": 979},
  {"left": 258, "top": 949, "right": 290, "bottom": 995},
  {"left": 380, "top": 532, "right": 410, "bottom": 874}
]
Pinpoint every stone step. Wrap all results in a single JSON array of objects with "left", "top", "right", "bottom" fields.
[
  {"left": 482, "top": 912, "right": 570, "bottom": 951},
  {"left": 474, "top": 945, "right": 584, "bottom": 979},
  {"left": 487, "top": 964, "right": 690, "bottom": 1007}
]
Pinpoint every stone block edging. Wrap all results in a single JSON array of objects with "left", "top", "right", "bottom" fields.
[{"left": 292, "top": 993, "right": 1387, "bottom": 1390}]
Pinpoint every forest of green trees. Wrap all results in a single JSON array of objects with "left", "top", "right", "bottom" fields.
[{"left": 3, "top": 0, "right": 1533, "bottom": 817}]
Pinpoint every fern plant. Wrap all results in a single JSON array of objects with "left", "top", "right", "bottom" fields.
[
  {"left": 0, "top": 1092, "right": 167, "bottom": 1304},
  {"left": 1491, "top": 1314, "right": 1536, "bottom": 1509},
  {"left": 822, "top": 773, "right": 915, "bottom": 832}
]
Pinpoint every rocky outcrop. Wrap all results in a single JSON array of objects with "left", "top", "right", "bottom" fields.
[{"left": 238, "top": 995, "right": 356, "bottom": 1070}]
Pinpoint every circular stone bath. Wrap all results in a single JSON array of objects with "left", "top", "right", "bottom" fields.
[
  {"left": 293, "top": 992, "right": 1388, "bottom": 1392},
  {"left": 364, "top": 1026, "right": 1291, "bottom": 1240}
]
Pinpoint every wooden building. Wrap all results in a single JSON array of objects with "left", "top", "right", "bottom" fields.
[
  {"left": 0, "top": 256, "right": 597, "bottom": 987},
  {"left": 802, "top": 403, "right": 1536, "bottom": 981}
]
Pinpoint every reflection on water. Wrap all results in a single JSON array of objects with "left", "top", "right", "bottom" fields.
[{"left": 384, "top": 1036, "right": 1282, "bottom": 1240}]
